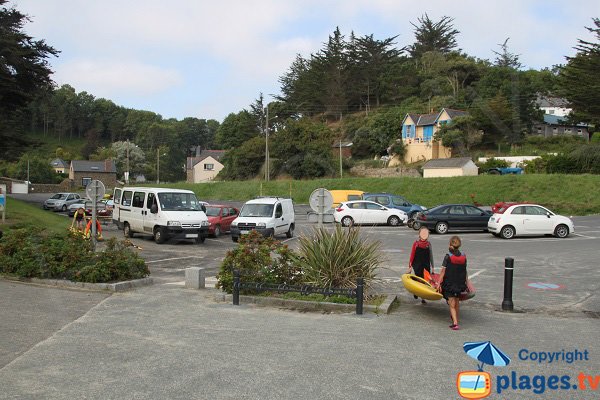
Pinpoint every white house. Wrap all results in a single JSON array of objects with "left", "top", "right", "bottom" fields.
[
  {"left": 186, "top": 150, "right": 226, "bottom": 183},
  {"left": 422, "top": 157, "right": 478, "bottom": 178},
  {"left": 536, "top": 96, "right": 571, "bottom": 118}
]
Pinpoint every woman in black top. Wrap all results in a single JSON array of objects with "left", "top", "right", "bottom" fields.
[{"left": 437, "top": 236, "right": 467, "bottom": 330}]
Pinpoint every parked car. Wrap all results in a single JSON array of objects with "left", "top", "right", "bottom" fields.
[
  {"left": 329, "top": 190, "right": 364, "bottom": 207},
  {"left": 43, "top": 193, "right": 82, "bottom": 211},
  {"left": 67, "top": 200, "right": 111, "bottom": 217},
  {"left": 334, "top": 200, "right": 408, "bottom": 227},
  {"left": 416, "top": 204, "right": 492, "bottom": 234},
  {"left": 488, "top": 204, "right": 575, "bottom": 239},
  {"left": 231, "top": 197, "right": 295, "bottom": 242},
  {"left": 363, "top": 193, "right": 426, "bottom": 218},
  {"left": 491, "top": 201, "right": 529, "bottom": 214},
  {"left": 205, "top": 205, "right": 239, "bottom": 237}
]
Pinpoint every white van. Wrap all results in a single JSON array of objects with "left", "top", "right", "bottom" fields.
[
  {"left": 230, "top": 197, "right": 295, "bottom": 242},
  {"left": 113, "top": 187, "right": 209, "bottom": 244}
]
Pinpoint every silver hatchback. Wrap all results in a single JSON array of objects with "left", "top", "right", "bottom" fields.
[{"left": 43, "top": 193, "right": 82, "bottom": 211}]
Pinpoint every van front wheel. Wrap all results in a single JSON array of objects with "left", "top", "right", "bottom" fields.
[
  {"left": 123, "top": 223, "right": 134, "bottom": 238},
  {"left": 286, "top": 224, "right": 294, "bottom": 238},
  {"left": 154, "top": 227, "right": 168, "bottom": 244}
]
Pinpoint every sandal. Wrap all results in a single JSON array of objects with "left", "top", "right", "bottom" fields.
[{"left": 451, "top": 324, "right": 460, "bottom": 331}]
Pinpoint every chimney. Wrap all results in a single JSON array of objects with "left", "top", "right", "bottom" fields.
[{"left": 196, "top": 146, "right": 201, "bottom": 157}]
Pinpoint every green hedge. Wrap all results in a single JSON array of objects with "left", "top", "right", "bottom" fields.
[{"left": 0, "top": 227, "right": 149, "bottom": 283}]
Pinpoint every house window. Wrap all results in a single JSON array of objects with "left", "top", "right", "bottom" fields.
[
  {"left": 82, "top": 177, "right": 92, "bottom": 188},
  {"left": 548, "top": 110, "right": 555, "bottom": 114},
  {"left": 577, "top": 129, "right": 582, "bottom": 134},
  {"left": 204, "top": 163, "right": 214, "bottom": 171}
]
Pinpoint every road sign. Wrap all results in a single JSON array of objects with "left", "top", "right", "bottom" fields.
[
  {"left": 309, "top": 188, "right": 333, "bottom": 213},
  {"left": 85, "top": 180, "right": 106, "bottom": 202}
]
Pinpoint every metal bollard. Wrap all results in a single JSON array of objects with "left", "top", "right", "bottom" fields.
[
  {"left": 233, "top": 270, "right": 240, "bottom": 306},
  {"left": 502, "top": 257, "right": 514, "bottom": 311},
  {"left": 356, "top": 278, "right": 364, "bottom": 315}
]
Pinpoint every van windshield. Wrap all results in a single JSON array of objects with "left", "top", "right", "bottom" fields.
[
  {"left": 239, "top": 204, "right": 274, "bottom": 217},
  {"left": 157, "top": 193, "right": 204, "bottom": 211}
]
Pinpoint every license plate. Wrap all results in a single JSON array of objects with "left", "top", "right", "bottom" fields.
[
  {"left": 240, "top": 230, "right": 249, "bottom": 235},
  {"left": 185, "top": 233, "right": 198, "bottom": 238}
]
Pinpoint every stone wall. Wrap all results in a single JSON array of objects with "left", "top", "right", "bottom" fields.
[{"left": 350, "top": 165, "right": 421, "bottom": 178}]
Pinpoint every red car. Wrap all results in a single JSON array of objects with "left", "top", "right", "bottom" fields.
[
  {"left": 491, "top": 201, "right": 529, "bottom": 214},
  {"left": 205, "top": 205, "right": 239, "bottom": 237}
]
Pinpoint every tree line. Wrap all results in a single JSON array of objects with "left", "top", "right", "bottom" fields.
[{"left": 1, "top": 0, "right": 598, "bottom": 182}]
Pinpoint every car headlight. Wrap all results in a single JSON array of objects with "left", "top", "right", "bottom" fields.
[
  {"left": 421, "top": 206, "right": 427, "bottom": 210},
  {"left": 257, "top": 222, "right": 266, "bottom": 228},
  {"left": 167, "top": 221, "right": 181, "bottom": 227},
  {"left": 231, "top": 221, "right": 238, "bottom": 227},
  {"left": 201, "top": 220, "right": 209, "bottom": 227}
]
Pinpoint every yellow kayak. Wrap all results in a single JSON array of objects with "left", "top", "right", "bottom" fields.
[{"left": 401, "top": 274, "right": 443, "bottom": 301}]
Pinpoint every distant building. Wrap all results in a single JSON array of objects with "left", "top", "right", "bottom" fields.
[
  {"left": 50, "top": 158, "right": 68, "bottom": 174},
  {"left": 421, "top": 157, "right": 478, "bottom": 178},
  {"left": 69, "top": 160, "right": 117, "bottom": 188},
  {"left": 186, "top": 150, "right": 226, "bottom": 183},
  {"left": 532, "top": 114, "right": 590, "bottom": 141},
  {"left": 331, "top": 141, "right": 353, "bottom": 158},
  {"left": 536, "top": 96, "right": 571, "bottom": 117},
  {"left": 399, "top": 108, "right": 467, "bottom": 163}
]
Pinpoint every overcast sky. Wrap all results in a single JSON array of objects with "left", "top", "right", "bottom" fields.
[{"left": 12, "top": 0, "right": 598, "bottom": 122}]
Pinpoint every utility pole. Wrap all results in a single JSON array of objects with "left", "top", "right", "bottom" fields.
[
  {"left": 265, "top": 105, "right": 269, "bottom": 182},
  {"left": 339, "top": 140, "right": 343, "bottom": 178},
  {"left": 126, "top": 139, "right": 130, "bottom": 184},
  {"left": 156, "top": 148, "right": 160, "bottom": 184}
]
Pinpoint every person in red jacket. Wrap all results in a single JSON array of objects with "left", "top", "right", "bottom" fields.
[{"left": 407, "top": 227, "right": 434, "bottom": 304}]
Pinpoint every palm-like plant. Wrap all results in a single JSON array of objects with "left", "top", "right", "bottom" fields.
[{"left": 295, "top": 226, "right": 382, "bottom": 292}]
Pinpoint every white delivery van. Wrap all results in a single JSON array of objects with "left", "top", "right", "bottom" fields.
[
  {"left": 230, "top": 197, "right": 295, "bottom": 242},
  {"left": 113, "top": 187, "right": 209, "bottom": 244}
]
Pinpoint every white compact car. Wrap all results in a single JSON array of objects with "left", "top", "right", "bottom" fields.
[
  {"left": 487, "top": 204, "right": 575, "bottom": 239},
  {"left": 334, "top": 200, "right": 408, "bottom": 227}
]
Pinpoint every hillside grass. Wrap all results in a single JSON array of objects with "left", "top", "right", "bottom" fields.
[
  {"left": 1, "top": 198, "right": 71, "bottom": 234},
  {"left": 152, "top": 174, "right": 600, "bottom": 216}
]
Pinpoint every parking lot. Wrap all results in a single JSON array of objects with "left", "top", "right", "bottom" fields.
[
  {"left": 3, "top": 195, "right": 600, "bottom": 399},
  {"left": 93, "top": 208, "right": 600, "bottom": 317}
]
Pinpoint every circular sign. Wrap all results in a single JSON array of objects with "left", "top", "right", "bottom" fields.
[
  {"left": 527, "top": 282, "right": 563, "bottom": 290},
  {"left": 85, "top": 180, "right": 106, "bottom": 202},
  {"left": 309, "top": 188, "right": 333, "bottom": 213}
]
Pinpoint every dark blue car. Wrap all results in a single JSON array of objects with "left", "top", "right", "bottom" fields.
[{"left": 362, "top": 193, "right": 426, "bottom": 218}]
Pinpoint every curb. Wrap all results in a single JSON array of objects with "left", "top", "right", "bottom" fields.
[
  {"left": 2, "top": 276, "right": 153, "bottom": 292},
  {"left": 214, "top": 292, "right": 397, "bottom": 314}
]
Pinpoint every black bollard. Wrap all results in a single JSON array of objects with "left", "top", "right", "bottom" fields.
[
  {"left": 233, "top": 270, "right": 240, "bottom": 306},
  {"left": 356, "top": 278, "right": 364, "bottom": 315},
  {"left": 502, "top": 257, "right": 514, "bottom": 311}
]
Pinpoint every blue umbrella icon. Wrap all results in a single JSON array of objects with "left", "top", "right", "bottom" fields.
[{"left": 463, "top": 341, "right": 511, "bottom": 371}]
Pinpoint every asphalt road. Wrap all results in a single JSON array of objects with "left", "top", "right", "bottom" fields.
[{"left": 2, "top": 194, "right": 599, "bottom": 398}]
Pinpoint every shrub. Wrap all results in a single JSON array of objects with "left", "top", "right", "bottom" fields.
[
  {"left": 294, "top": 226, "right": 382, "bottom": 293},
  {"left": 477, "top": 157, "right": 509, "bottom": 171},
  {"left": 0, "top": 227, "right": 149, "bottom": 283},
  {"left": 591, "top": 132, "right": 600, "bottom": 143},
  {"left": 216, "top": 230, "right": 301, "bottom": 293}
]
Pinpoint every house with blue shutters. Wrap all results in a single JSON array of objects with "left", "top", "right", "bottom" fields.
[{"left": 398, "top": 108, "right": 467, "bottom": 163}]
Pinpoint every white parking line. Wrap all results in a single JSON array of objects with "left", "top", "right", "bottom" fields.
[
  {"left": 469, "top": 269, "right": 486, "bottom": 280},
  {"left": 146, "top": 256, "right": 203, "bottom": 264}
]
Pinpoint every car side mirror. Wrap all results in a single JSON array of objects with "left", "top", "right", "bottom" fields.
[
  {"left": 403, "top": 203, "right": 409, "bottom": 207},
  {"left": 546, "top": 212, "right": 551, "bottom": 218},
  {"left": 151, "top": 204, "right": 158, "bottom": 214},
  {"left": 201, "top": 205, "right": 206, "bottom": 213}
]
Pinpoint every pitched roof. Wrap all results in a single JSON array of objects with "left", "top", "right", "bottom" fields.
[
  {"left": 536, "top": 96, "right": 569, "bottom": 108},
  {"left": 71, "top": 160, "right": 116, "bottom": 173},
  {"left": 50, "top": 158, "right": 68, "bottom": 168},
  {"left": 422, "top": 157, "right": 475, "bottom": 169},
  {"left": 416, "top": 113, "right": 438, "bottom": 126},
  {"left": 443, "top": 108, "right": 468, "bottom": 119},
  {"left": 187, "top": 150, "right": 226, "bottom": 169}
]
